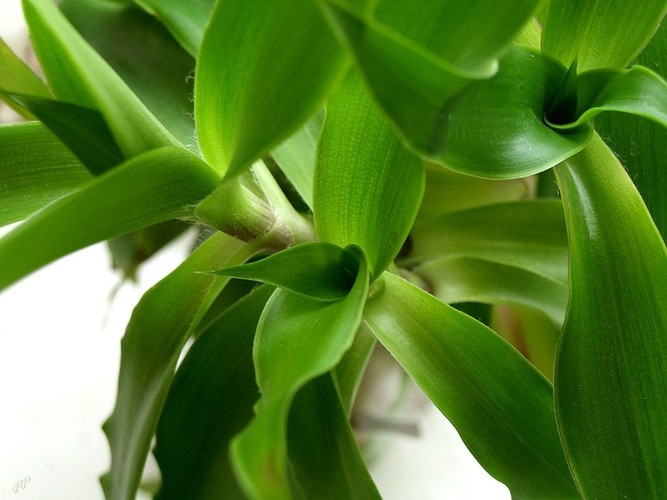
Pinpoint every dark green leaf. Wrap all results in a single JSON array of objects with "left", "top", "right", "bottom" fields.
[
  {"left": 554, "top": 135, "right": 667, "bottom": 497},
  {"left": 0, "top": 147, "right": 218, "bottom": 291},
  {"left": 315, "top": 70, "right": 424, "bottom": 280},
  {"left": 231, "top": 252, "right": 369, "bottom": 499},
  {"left": 288, "top": 374, "right": 381, "bottom": 499},
  {"left": 195, "top": 0, "right": 350, "bottom": 178},
  {"left": 0, "top": 122, "right": 90, "bottom": 227},
  {"left": 364, "top": 273, "right": 578, "bottom": 498},
  {"left": 154, "top": 285, "right": 274, "bottom": 500},
  {"left": 213, "top": 242, "right": 360, "bottom": 301}
]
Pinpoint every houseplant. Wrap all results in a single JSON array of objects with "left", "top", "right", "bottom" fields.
[{"left": 1, "top": 0, "right": 666, "bottom": 497}]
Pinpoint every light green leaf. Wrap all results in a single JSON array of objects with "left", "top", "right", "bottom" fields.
[
  {"left": 288, "top": 374, "right": 381, "bottom": 499},
  {"left": 131, "top": 0, "right": 215, "bottom": 56},
  {"left": 154, "top": 285, "right": 274, "bottom": 500},
  {"left": 333, "top": 321, "right": 376, "bottom": 415},
  {"left": 4, "top": 93, "right": 124, "bottom": 175},
  {"left": 414, "top": 257, "right": 568, "bottom": 326},
  {"left": 0, "top": 122, "right": 90, "bottom": 227},
  {"left": 213, "top": 242, "right": 359, "bottom": 301},
  {"left": 554, "top": 135, "right": 667, "bottom": 497},
  {"left": 195, "top": 0, "right": 350, "bottom": 178},
  {"left": 542, "top": 0, "right": 667, "bottom": 71},
  {"left": 405, "top": 200, "right": 569, "bottom": 285},
  {"left": 102, "top": 233, "right": 257, "bottom": 500},
  {"left": 364, "top": 273, "right": 578, "bottom": 498},
  {"left": 22, "top": 0, "right": 178, "bottom": 157},
  {"left": 60, "top": 0, "right": 197, "bottom": 148},
  {"left": 549, "top": 65, "right": 667, "bottom": 130},
  {"left": 315, "top": 70, "right": 424, "bottom": 280},
  {"left": 596, "top": 21, "right": 667, "bottom": 238},
  {"left": 0, "top": 37, "right": 50, "bottom": 119},
  {"left": 0, "top": 147, "right": 218, "bottom": 291},
  {"left": 231, "top": 251, "right": 369, "bottom": 499}
]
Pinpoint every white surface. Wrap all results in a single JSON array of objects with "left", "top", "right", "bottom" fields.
[{"left": 0, "top": 0, "right": 509, "bottom": 498}]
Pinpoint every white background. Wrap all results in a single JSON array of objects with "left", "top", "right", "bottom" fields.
[{"left": 0, "top": 1, "right": 509, "bottom": 498}]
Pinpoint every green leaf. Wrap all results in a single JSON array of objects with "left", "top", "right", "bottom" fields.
[
  {"left": 270, "top": 112, "right": 323, "bottom": 211},
  {"left": 131, "top": 0, "right": 215, "bottom": 56},
  {"left": 0, "top": 146, "right": 218, "bottom": 291},
  {"left": 596, "top": 22, "right": 667, "bottom": 238},
  {"left": 213, "top": 242, "right": 360, "bottom": 301},
  {"left": 315, "top": 70, "right": 424, "bottom": 280},
  {"left": 287, "top": 374, "right": 381, "bottom": 499},
  {"left": 4, "top": 93, "right": 124, "bottom": 175},
  {"left": 548, "top": 65, "right": 667, "bottom": 130},
  {"left": 102, "top": 233, "right": 258, "bottom": 500},
  {"left": 542, "top": 0, "right": 667, "bottom": 71},
  {"left": 22, "top": 0, "right": 178, "bottom": 157},
  {"left": 405, "top": 200, "right": 569, "bottom": 285},
  {"left": 154, "top": 285, "right": 274, "bottom": 500},
  {"left": 0, "top": 122, "right": 90, "bottom": 227},
  {"left": 60, "top": 0, "right": 197, "bottom": 148},
  {"left": 364, "top": 273, "right": 578, "bottom": 498},
  {"left": 0, "top": 37, "right": 51, "bottom": 119},
  {"left": 231, "top": 251, "right": 369, "bottom": 499},
  {"left": 553, "top": 135, "right": 667, "bottom": 497},
  {"left": 195, "top": 0, "right": 350, "bottom": 178},
  {"left": 414, "top": 257, "right": 568, "bottom": 326}
]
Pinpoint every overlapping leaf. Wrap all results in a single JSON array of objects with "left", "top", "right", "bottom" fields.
[
  {"left": 231, "top": 251, "right": 369, "bottom": 499},
  {"left": 364, "top": 273, "right": 578, "bottom": 498},
  {"left": 554, "top": 135, "right": 667, "bottom": 497},
  {"left": 102, "top": 233, "right": 257, "bottom": 500},
  {"left": 315, "top": 70, "right": 424, "bottom": 280},
  {"left": 0, "top": 147, "right": 217, "bottom": 291},
  {"left": 0, "top": 37, "right": 50, "bottom": 118},
  {"left": 0, "top": 122, "right": 90, "bottom": 227},
  {"left": 542, "top": 0, "right": 667, "bottom": 71},
  {"left": 195, "top": 0, "right": 353, "bottom": 178}
]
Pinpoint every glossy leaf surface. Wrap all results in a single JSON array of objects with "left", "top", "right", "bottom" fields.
[
  {"left": 364, "top": 273, "right": 577, "bottom": 498},
  {"left": 231, "top": 253, "right": 369, "bottom": 499},
  {"left": 315, "top": 71, "right": 424, "bottom": 280},
  {"left": 102, "top": 233, "right": 252, "bottom": 500},
  {"left": 554, "top": 135, "right": 667, "bottom": 497},
  {"left": 22, "top": 0, "right": 177, "bottom": 157},
  {"left": 0, "top": 122, "right": 90, "bottom": 226},
  {"left": 0, "top": 37, "right": 50, "bottom": 118},
  {"left": 154, "top": 285, "right": 274, "bottom": 500},
  {"left": 213, "top": 242, "right": 359, "bottom": 301},
  {"left": 542, "top": 0, "right": 667, "bottom": 71},
  {"left": 195, "top": 0, "right": 349, "bottom": 178},
  {"left": 0, "top": 147, "right": 218, "bottom": 291}
]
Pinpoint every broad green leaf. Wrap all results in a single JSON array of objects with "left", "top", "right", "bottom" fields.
[
  {"left": 4, "top": 94, "right": 124, "bottom": 175},
  {"left": 596, "top": 21, "right": 667, "bottom": 238},
  {"left": 414, "top": 257, "right": 568, "bottom": 326},
  {"left": 131, "top": 0, "right": 215, "bottom": 56},
  {"left": 364, "top": 273, "right": 578, "bottom": 498},
  {"left": 60, "top": 0, "right": 197, "bottom": 148},
  {"left": 102, "top": 233, "right": 259, "bottom": 500},
  {"left": 0, "top": 37, "right": 50, "bottom": 119},
  {"left": 213, "top": 242, "right": 359, "bottom": 301},
  {"left": 0, "top": 147, "right": 218, "bottom": 291},
  {"left": 554, "top": 135, "right": 667, "bottom": 497},
  {"left": 195, "top": 0, "right": 350, "bottom": 178},
  {"left": 22, "top": 0, "right": 178, "bottom": 157},
  {"left": 405, "top": 200, "right": 569, "bottom": 285},
  {"left": 542, "top": 0, "right": 667, "bottom": 71},
  {"left": 0, "top": 122, "right": 90, "bottom": 227},
  {"left": 154, "top": 285, "right": 274, "bottom": 500},
  {"left": 288, "top": 374, "right": 381, "bottom": 499},
  {"left": 231, "top": 252, "right": 369, "bottom": 499},
  {"left": 548, "top": 65, "right": 667, "bottom": 130},
  {"left": 270, "top": 112, "right": 323, "bottom": 211},
  {"left": 315, "top": 70, "right": 424, "bottom": 280},
  {"left": 333, "top": 321, "right": 376, "bottom": 414}
]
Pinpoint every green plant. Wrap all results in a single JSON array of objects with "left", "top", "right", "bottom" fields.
[{"left": 1, "top": 0, "right": 666, "bottom": 497}]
